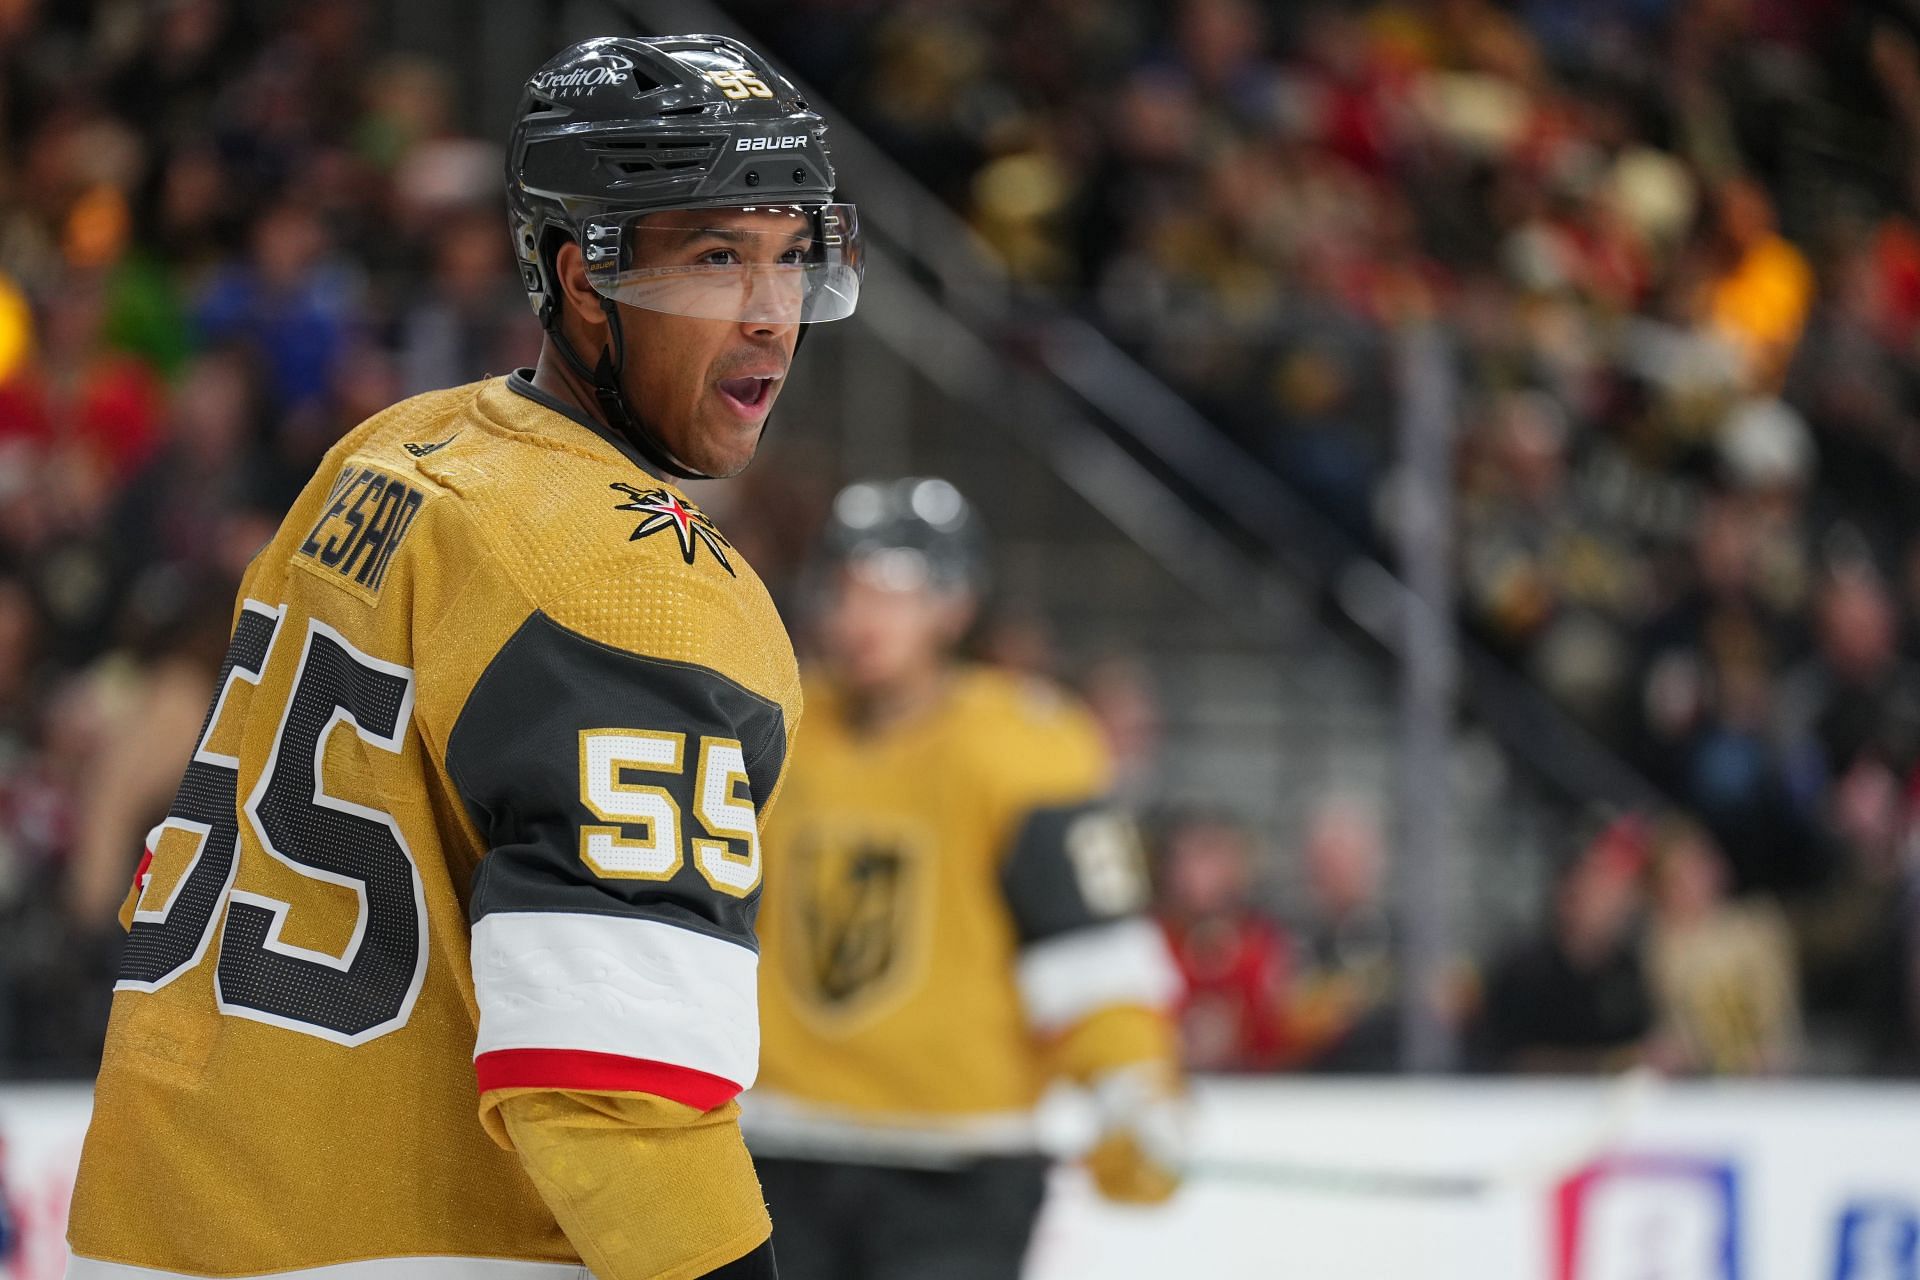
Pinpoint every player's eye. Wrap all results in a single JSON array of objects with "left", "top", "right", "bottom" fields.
[
  {"left": 699, "top": 247, "right": 742, "bottom": 267},
  {"left": 777, "top": 244, "right": 809, "bottom": 265}
]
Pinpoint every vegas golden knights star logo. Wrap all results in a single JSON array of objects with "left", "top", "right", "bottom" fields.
[
  {"left": 784, "top": 821, "right": 927, "bottom": 1023},
  {"left": 610, "top": 483, "right": 735, "bottom": 575}
]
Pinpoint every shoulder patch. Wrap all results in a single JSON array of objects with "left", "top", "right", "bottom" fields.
[
  {"left": 292, "top": 463, "right": 428, "bottom": 600},
  {"left": 611, "top": 483, "right": 735, "bottom": 576}
]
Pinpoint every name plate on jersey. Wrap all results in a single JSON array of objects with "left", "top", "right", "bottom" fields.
[{"left": 294, "top": 464, "right": 425, "bottom": 600}]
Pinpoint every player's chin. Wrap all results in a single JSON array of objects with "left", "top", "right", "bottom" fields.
[{"left": 689, "top": 413, "right": 766, "bottom": 479}]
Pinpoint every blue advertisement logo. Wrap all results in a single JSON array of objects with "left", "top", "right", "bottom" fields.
[{"left": 1834, "top": 1199, "right": 1920, "bottom": 1280}]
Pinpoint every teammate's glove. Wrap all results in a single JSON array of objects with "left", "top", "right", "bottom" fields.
[{"left": 1082, "top": 1062, "right": 1187, "bottom": 1205}]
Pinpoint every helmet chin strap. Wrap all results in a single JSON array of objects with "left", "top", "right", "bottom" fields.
[{"left": 546, "top": 295, "right": 714, "bottom": 482}]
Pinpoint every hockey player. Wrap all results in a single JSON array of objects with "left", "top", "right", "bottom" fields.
[
  {"left": 746, "top": 479, "right": 1186, "bottom": 1280},
  {"left": 66, "top": 35, "right": 860, "bottom": 1280}
]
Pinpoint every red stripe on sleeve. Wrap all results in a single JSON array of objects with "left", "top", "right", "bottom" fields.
[
  {"left": 475, "top": 1048, "right": 742, "bottom": 1111},
  {"left": 133, "top": 846, "right": 155, "bottom": 893}
]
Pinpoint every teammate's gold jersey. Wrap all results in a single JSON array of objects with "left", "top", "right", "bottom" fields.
[
  {"left": 68, "top": 373, "right": 800, "bottom": 1277},
  {"left": 747, "top": 668, "right": 1177, "bottom": 1161}
]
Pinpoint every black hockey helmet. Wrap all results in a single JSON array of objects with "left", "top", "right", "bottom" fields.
[
  {"left": 505, "top": 35, "right": 862, "bottom": 476},
  {"left": 820, "top": 477, "right": 988, "bottom": 595}
]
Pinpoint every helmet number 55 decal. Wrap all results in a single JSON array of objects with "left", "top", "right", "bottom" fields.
[{"left": 709, "top": 68, "right": 773, "bottom": 100}]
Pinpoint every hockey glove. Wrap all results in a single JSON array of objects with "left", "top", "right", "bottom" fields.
[{"left": 1083, "top": 1062, "right": 1187, "bottom": 1205}]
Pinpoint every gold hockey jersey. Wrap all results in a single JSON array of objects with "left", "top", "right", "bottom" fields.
[
  {"left": 746, "top": 668, "right": 1179, "bottom": 1163},
  {"left": 67, "top": 373, "right": 801, "bottom": 1277}
]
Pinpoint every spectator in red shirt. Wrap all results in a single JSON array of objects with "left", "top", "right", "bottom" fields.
[
  {"left": 1155, "top": 811, "right": 1292, "bottom": 1071},
  {"left": 0, "top": 276, "right": 164, "bottom": 479}
]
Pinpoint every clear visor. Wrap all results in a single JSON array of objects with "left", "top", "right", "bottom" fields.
[{"left": 583, "top": 203, "right": 862, "bottom": 324}]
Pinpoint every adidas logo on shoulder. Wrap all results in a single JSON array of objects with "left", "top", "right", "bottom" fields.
[{"left": 404, "top": 433, "right": 460, "bottom": 458}]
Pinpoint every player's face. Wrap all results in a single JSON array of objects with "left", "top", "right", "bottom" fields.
[
  {"left": 614, "top": 208, "right": 804, "bottom": 478},
  {"left": 820, "top": 564, "right": 971, "bottom": 695}
]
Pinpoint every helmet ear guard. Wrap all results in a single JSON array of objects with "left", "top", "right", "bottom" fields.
[{"left": 521, "top": 224, "right": 563, "bottom": 331}]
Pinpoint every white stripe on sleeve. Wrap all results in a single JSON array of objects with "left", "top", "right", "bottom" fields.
[
  {"left": 470, "top": 911, "right": 759, "bottom": 1088},
  {"left": 1016, "top": 917, "right": 1183, "bottom": 1033}
]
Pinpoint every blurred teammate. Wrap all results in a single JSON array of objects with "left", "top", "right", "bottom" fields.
[
  {"left": 748, "top": 478, "right": 1185, "bottom": 1280},
  {"left": 67, "top": 35, "right": 862, "bottom": 1279}
]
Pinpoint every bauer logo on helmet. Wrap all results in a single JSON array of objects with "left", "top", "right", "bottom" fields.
[{"left": 736, "top": 136, "right": 808, "bottom": 153}]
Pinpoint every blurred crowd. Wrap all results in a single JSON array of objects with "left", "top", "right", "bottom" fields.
[
  {"left": 1149, "top": 797, "right": 1824, "bottom": 1075},
  {"left": 732, "top": 0, "right": 1920, "bottom": 1076},
  {"left": 0, "top": 0, "right": 1917, "bottom": 1079},
  {"left": 0, "top": 0, "right": 542, "bottom": 1072}
]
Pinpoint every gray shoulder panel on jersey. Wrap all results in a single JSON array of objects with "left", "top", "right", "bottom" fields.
[{"left": 448, "top": 609, "right": 787, "bottom": 950}]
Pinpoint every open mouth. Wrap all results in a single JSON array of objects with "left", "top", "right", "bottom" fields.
[{"left": 717, "top": 376, "right": 775, "bottom": 413}]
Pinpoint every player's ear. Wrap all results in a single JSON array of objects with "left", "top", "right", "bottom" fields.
[{"left": 553, "top": 239, "right": 608, "bottom": 343}]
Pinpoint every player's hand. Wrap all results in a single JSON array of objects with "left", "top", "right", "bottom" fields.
[
  {"left": 1083, "top": 1064, "right": 1186, "bottom": 1206},
  {"left": 1085, "top": 1127, "right": 1181, "bottom": 1204}
]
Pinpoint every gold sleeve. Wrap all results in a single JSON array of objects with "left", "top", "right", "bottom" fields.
[
  {"left": 498, "top": 1090, "right": 771, "bottom": 1280},
  {"left": 1049, "top": 1002, "right": 1181, "bottom": 1086}
]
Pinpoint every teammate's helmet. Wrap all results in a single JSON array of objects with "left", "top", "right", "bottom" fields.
[
  {"left": 506, "top": 34, "right": 860, "bottom": 329},
  {"left": 821, "top": 477, "right": 988, "bottom": 595}
]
